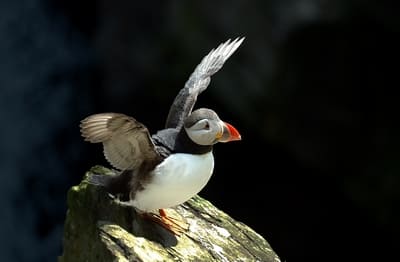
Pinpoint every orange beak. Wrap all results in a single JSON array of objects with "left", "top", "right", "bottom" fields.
[{"left": 219, "top": 122, "right": 241, "bottom": 142}]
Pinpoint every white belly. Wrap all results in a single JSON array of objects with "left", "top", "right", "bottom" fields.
[{"left": 132, "top": 151, "right": 214, "bottom": 212}]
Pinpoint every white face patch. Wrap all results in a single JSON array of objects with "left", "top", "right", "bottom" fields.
[
  {"left": 191, "top": 119, "right": 210, "bottom": 130},
  {"left": 183, "top": 108, "right": 224, "bottom": 146},
  {"left": 185, "top": 120, "right": 224, "bottom": 146}
]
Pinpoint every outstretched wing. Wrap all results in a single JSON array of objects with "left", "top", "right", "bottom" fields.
[
  {"left": 165, "top": 37, "right": 245, "bottom": 129},
  {"left": 80, "top": 113, "right": 162, "bottom": 171}
]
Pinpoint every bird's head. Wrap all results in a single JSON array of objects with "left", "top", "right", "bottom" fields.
[{"left": 183, "top": 108, "right": 241, "bottom": 146}]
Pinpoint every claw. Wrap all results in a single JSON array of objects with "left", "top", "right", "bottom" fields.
[{"left": 142, "top": 209, "right": 189, "bottom": 236}]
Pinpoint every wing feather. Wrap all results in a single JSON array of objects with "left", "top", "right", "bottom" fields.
[
  {"left": 185, "top": 37, "right": 245, "bottom": 93},
  {"left": 80, "top": 113, "right": 161, "bottom": 170},
  {"left": 165, "top": 37, "right": 244, "bottom": 128}
]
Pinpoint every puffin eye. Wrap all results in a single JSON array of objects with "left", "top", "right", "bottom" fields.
[{"left": 191, "top": 119, "right": 210, "bottom": 130}]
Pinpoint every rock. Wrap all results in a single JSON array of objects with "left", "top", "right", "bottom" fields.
[{"left": 59, "top": 166, "right": 281, "bottom": 262}]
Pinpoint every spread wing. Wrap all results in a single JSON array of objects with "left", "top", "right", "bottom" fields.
[
  {"left": 165, "top": 37, "right": 245, "bottom": 129},
  {"left": 80, "top": 113, "right": 161, "bottom": 171}
]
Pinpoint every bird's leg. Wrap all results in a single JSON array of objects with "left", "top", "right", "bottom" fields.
[
  {"left": 142, "top": 209, "right": 188, "bottom": 235},
  {"left": 159, "top": 208, "right": 189, "bottom": 234}
]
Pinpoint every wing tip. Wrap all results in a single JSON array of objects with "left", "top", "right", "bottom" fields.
[
  {"left": 234, "top": 36, "right": 246, "bottom": 46},
  {"left": 79, "top": 113, "right": 115, "bottom": 143},
  {"left": 213, "top": 36, "right": 245, "bottom": 59},
  {"left": 224, "top": 36, "right": 245, "bottom": 45}
]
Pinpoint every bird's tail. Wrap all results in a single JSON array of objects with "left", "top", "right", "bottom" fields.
[{"left": 86, "top": 174, "right": 112, "bottom": 187}]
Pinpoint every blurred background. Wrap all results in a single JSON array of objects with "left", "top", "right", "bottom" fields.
[{"left": 0, "top": 0, "right": 398, "bottom": 261}]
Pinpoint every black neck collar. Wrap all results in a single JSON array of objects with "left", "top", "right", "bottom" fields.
[{"left": 175, "top": 128, "right": 213, "bottom": 155}]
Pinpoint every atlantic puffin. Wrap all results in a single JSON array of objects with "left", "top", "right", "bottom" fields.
[{"left": 80, "top": 37, "right": 244, "bottom": 234}]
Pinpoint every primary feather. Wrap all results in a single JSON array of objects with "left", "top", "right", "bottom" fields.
[{"left": 165, "top": 37, "right": 245, "bottom": 129}]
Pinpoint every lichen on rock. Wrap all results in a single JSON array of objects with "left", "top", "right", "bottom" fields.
[{"left": 59, "top": 166, "right": 280, "bottom": 262}]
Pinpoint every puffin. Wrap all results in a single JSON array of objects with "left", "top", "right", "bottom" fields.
[{"left": 80, "top": 37, "right": 244, "bottom": 234}]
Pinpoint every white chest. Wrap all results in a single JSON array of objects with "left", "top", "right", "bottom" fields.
[{"left": 132, "top": 151, "right": 214, "bottom": 212}]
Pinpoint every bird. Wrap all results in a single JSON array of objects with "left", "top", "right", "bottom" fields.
[{"left": 80, "top": 37, "right": 244, "bottom": 235}]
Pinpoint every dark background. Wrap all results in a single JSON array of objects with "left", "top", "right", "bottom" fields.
[{"left": 0, "top": 0, "right": 398, "bottom": 261}]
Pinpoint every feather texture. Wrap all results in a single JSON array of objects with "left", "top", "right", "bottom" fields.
[
  {"left": 165, "top": 37, "right": 244, "bottom": 129},
  {"left": 80, "top": 113, "right": 161, "bottom": 171}
]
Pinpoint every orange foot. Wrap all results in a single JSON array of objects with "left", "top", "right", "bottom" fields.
[{"left": 143, "top": 208, "right": 189, "bottom": 236}]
